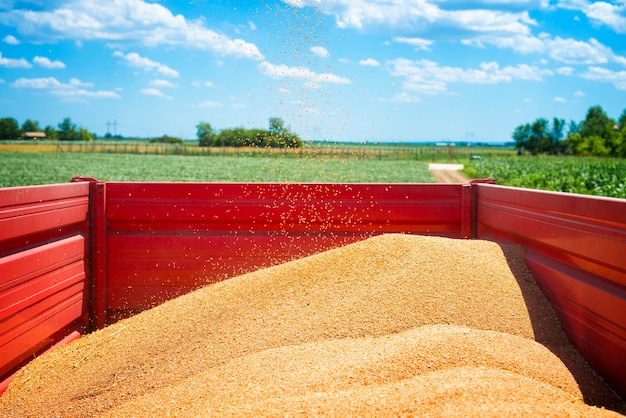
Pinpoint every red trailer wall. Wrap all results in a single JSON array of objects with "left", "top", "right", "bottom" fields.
[
  {"left": 0, "top": 182, "right": 90, "bottom": 390},
  {"left": 95, "top": 182, "right": 472, "bottom": 326},
  {"left": 476, "top": 184, "right": 626, "bottom": 398}
]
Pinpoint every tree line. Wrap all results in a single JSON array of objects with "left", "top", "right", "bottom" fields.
[
  {"left": 513, "top": 105, "right": 626, "bottom": 157},
  {"left": 0, "top": 116, "right": 303, "bottom": 149},
  {"left": 196, "top": 118, "right": 303, "bottom": 148},
  {"left": 0, "top": 117, "right": 95, "bottom": 141}
]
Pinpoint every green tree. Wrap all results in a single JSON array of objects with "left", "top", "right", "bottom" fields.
[
  {"left": 512, "top": 123, "right": 530, "bottom": 155},
  {"left": 79, "top": 128, "right": 94, "bottom": 142},
  {"left": 526, "top": 118, "right": 549, "bottom": 155},
  {"left": 550, "top": 118, "right": 566, "bottom": 154},
  {"left": 568, "top": 120, "right": 582, "bottom": 136},
  {"left": 44, "top": 125, "right": 58, "bottom": 141},
  {"left": 269, "top": 117, "right": 287, "bottom": 136},
  {"left": 618, "top": 108, "right": 626, "bottom": 130},
  {"left": 580, "top": 106, "right": 613, "bottom": 138},
  {"left": 57, "top": 117, "right": 80, "bottom": 141},
  {"left": 150, "top": 134, "right": 183, "bottom": 144},
  {"left": 21, "top": 119, "right": 41, "bottom": 133},
  {"left": 196, "top": 122, "right": 216, "bottom": 147},
  {"left": 0, "top": 117, "right": 21, "bottom": 140}
]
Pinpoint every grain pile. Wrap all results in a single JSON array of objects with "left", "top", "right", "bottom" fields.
[{"left": 0, "top": 234, "right": 623, "bottom": 417}]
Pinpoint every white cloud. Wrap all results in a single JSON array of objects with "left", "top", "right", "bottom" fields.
[
  {"left": 150, "top": 79, "right": 176, "bottom": 88},
  {"left": 2, "top": 34, "right": 19, "bottom": 44},
  {"left": 545, "top": 36, "right": 617, "bottom": 65},
  {"left": 556, "top": 66, "right": 574, "bottom": 75},
  {"left": 559, "top": 0, "right": 626, "bottom": 33},
  {"left": 310, "top": 0, "right": 536, "bottom": 38},
  {"left": 33, "top": 55, "right": 66, "bottom": 69},
  {"left": 3, "top": 0, "right": 264, "bottom": 60},
  {"left": 12, "top": 77, "right": 61, "bottom": 89},
  {"left": 192, "top": 80, "right": 213, "bottom": 87},
  {"left": 140, "top": 87, "right": 172, "bottom": 99},
  {"left": 586, "top": 2, "right": 626, "bottom": 33},
  {"left": 0, "top": 52, "right": 31, "bottom": 68},
  {"left": 394, "top": 37, "right": 434, "bottom": 51},
  {"left": 553, "top": 96, "right": 566, "bottom": 102},
  {"left": 574, "top": 89, "right": 585, "bottom": 96},
  {"left": 391, "top": 92, "right": 423, "bottom": 103},
  {"left": 258, "top": 61, "right": 351, "bottom": 84},
  {"left": 465, "top": 31, "right": 626, "bottom": 65},
  {"left": 359, "top": 58, "right": 380, "bottom": 67},
  {"left": 310, "top": 46, "right": 330, "bottom": 57},
  {"left": 388, "top": 58, "right": 552, "bottom": 94},
  {"left": 198, "top": 100, "right": 223, "bottom": 108},
  {"left": 11, "top": 76, "right": 120, "bottom": 99},
  {"left": 114, "top": 51, "right": 179, "bottom": 77},
  {"left": 69, "top": 77, "right": 93, "bottom": 87},
  {"left": 303, "top": 81, "right": 320, "bottom": 89},
  {"left": 580, "top": 66, "right": 626, "bottom": 90}
]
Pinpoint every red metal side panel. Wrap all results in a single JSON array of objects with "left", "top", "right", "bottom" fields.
[
  {"left": 0, "top": 236, "right": 87, "bottom": 380},
  {"left": 0, "top": 183, "right": 90, "bottom": 256},
  {"left": 475, "top": 184, "right": 626, "bottom": 397},
  {"left": 0, "top": 183, "right": 90, "bottom": 390},
  {"left": 101, "top": 182, "right": 465, "bottom": 321}
]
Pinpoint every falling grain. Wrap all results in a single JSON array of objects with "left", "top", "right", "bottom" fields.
[{"left": 0, "top": 234, "right": 623, "bottom": 416}]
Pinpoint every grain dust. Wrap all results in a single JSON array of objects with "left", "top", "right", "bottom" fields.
[{"left": 0, "top": 234, "right": 623, "bottom": 416}]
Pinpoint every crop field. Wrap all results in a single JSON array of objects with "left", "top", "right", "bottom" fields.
[
  {"left": 0, "top": 152, "right": 436, "bottom": 188},
  {"left": 466, "top": 156, "right": 626, "bottom": 199}
]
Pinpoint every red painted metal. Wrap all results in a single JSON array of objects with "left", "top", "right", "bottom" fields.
[
  {"left": 99, "top": 182, "right": 467, "bottom": 322},
  {"left": 0, "top": 182, "right": 90, "bottom": 256},
  {"left": 1, "top": 179, "right": 625, "bottom": 400},
  {"left": 0, "top": 182, "right": 90, "bottom": 391},
  {"left": 475, "top": 184, "right": 626, "bottom": 397}
]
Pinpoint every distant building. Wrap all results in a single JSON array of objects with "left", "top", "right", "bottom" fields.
[{"left": 23, "top": 131, "right": 46, "bottom": 140}]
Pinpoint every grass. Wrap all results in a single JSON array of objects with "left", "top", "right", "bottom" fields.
[{"left": 0, "top": 152, "right": 436, "bottom": 187}]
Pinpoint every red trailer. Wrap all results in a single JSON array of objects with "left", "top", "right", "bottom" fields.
[{"left": 1, "top": 177, "right": 625, "bottom": 399}]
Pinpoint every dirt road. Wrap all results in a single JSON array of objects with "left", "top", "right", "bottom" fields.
[{"left": 428, "top": 163, "right": 471, "bottom": 184}]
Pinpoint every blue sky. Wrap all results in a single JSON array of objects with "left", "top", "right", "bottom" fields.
[{"left": 0, "top": 0, "right": 625, "bottom": 142}]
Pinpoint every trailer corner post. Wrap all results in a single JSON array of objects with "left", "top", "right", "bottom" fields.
[
  {"left": 91, "top": 181, "right": 108, "bottom": 330},
  {"left": 73, "top": 178, "right": 108, "bottom": 330}
]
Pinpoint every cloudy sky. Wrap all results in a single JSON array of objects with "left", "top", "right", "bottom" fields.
[{"left": 0, "top": 0, "right": 624, "bottom": 142}]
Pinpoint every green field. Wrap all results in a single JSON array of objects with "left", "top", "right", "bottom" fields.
[
  {"left": 0, "top": 152, "right": 436, "bottom": 187},
  {"left": 2, "top": 150, "right": 625, "bottom": 200},
  {"left": 466, "top": 156, "right": 626, "bottom": 199}
]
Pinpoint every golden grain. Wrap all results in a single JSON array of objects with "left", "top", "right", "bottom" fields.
[{"left": 0, "top": 234, "right": 622, "bottom": 416}]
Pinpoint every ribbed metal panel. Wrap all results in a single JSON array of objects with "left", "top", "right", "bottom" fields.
[
  {"left": 100, "top": 182, "right": 467, "bottom": 320},
  {"left": 476, "top": 184, "right": 626, "bottom": 397},
  {"left": 0, "top": 183, "right": 90, "bottom": 387}
]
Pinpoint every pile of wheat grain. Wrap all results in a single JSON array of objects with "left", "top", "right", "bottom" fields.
[{"left": 0, "top": 234, "right": 623, "bottom": 417}]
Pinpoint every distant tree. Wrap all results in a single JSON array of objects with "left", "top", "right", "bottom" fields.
[
  {"left": 567, "top": 120, "right": 581, "bottom": 136},
  {"left": 269, "top": 117, "right": 287, "bottom": 136},
  {"left": 44, "top": 125, "right": 58, "bottom": 141},
  {"left": 79, "top": 128, "right": 94, "bottom": 142},
  {"left": 21, "top": 119, "right": 41, "bottom": 133},
  {"left": 0, "top": 117, "right": 21, "bottom": 140},
  {"left": 512, "top": 118, "right": 565, "bottom": 155},
  {"left": 512, "top": 123, "right": 530, "bottom": 155},
  {"left": 619, "top": 108, "right": 626, "bottom": 130},
  {"left": 580, "top": 106, "right": 616, "bottom": 145},
  {"left": 197, "top": 122, "right": 216, "bottom": 147},
  {"left": 199, "top": 118, "right": 303, "bottom": 149},
  {"left": 57, "top": 117, "right": 80, "bottom": 141},
  {"left": 150, "top": 134, "right": 183, "bottom": 145},
  {"left": 549, "top": 118, "right": 566, "bottom": 154}
]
